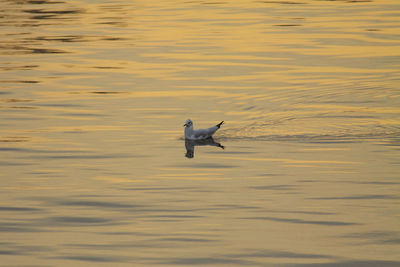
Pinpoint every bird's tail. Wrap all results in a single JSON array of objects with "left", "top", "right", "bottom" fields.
[{"left": 216, "top": 121, "right": 224, "bottom": 128}]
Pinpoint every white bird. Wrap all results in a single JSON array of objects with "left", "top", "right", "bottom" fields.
[{"left": 184, "top": 119, "right": 224, "bottom": 140}]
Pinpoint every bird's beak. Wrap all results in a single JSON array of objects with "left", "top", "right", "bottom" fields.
[{"left": 183, "top": 123, "right": 187, "bottom": 127}]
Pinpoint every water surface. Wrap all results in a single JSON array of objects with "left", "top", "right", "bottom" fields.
[{"left": 1, "top": 0, "right": 399, "bottom": 266}]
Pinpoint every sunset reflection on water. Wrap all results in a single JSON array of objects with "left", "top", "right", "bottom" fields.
[{"left": 0, "top": 0, "right": 399, "bottom": 266}]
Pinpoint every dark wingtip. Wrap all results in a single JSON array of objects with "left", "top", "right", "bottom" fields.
[{"left": 216, "top": 121, "right": 224, "bottom": 128}]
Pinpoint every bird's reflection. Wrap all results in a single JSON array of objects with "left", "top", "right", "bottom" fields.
[{"left": 185, "top": 137, "right": 224, "bottom": 158}]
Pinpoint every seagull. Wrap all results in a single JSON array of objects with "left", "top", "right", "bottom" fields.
[{"left": 184, "top": 119, "right": 224, "bottom": 140}]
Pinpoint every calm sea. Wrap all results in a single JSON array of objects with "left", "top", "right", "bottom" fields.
[{"left": 1, "top": 0, "right": 399, "bottom": 266}]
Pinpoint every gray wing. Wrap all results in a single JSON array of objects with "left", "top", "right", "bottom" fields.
[{"left": 193, "top": 126, "right": 218, "bottom": 139}]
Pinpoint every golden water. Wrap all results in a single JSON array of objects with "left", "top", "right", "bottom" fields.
[{"left": 1, "top": 0, "right": 399, "bottom": 265}]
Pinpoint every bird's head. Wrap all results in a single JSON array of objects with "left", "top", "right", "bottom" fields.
[{"left": 184, "top": 119, "right": 193, "bottom": 128}]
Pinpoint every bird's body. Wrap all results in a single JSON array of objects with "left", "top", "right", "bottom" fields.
[{"left": 184, "top": 119, "right": 224, "bottom": 140}]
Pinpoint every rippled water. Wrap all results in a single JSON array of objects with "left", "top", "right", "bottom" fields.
[{"left": 1, "top": 0, "right": 399, "bottom": 266}]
